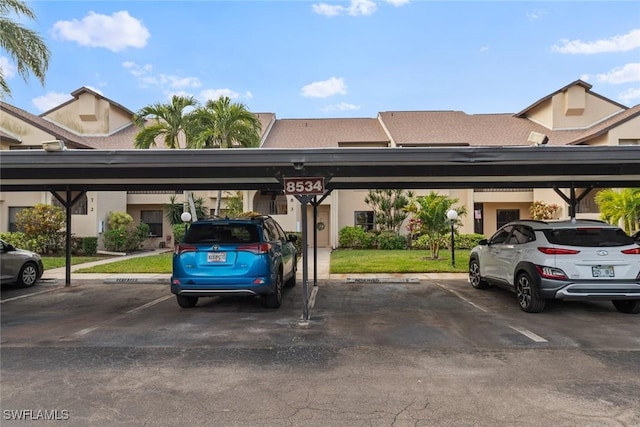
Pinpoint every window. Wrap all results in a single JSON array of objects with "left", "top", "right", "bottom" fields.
[
  {"left": 141, "top": 210, "right": 163, "bottom": 237},
  {"left": 496, "top": 209, "right": 519, "bottom": 229},
  {"left": 51, "top": 193, "right": 88, "bottom": 215},
  {"left": 490, "top": 226, "right": 512, "bottom": 244},
  {"left": 8, "top": 207, "right": 29, "bottom": 232},
  {"left": 509, "top": 225, "right": 535, "bottom": 244},
  {"left": 355, "top": 211, "right": 374, "bottom": 231}
]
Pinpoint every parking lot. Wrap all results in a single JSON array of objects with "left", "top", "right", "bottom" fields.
[{"left": 2, "top": 276, "right": 639, "bottom": 426}]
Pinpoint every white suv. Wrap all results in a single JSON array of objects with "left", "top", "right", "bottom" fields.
[{"left": 469, "top": 220, "right": 640, "bottom": 314}]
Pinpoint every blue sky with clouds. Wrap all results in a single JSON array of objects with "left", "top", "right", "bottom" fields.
[{"left": 2, "top": 0, "right": 639, "bottom": 118}]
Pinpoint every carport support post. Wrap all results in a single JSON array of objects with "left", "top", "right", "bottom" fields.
[
  {"left": 51, "top": 189, "right": 86, "bottom": 286},
  {"left": 299, "top": 195, "right": 311, "bottom": 321}
]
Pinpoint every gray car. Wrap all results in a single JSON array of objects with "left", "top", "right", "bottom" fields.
[{"left": 0, "top": 239, "right": 44, "bottom": 287}]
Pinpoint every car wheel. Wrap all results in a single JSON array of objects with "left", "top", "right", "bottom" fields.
[
  {"left": 284, "top": 257, "right": 297, "bottom": 288},
  {"left": 176, "top": 295, "right": 198, "bottom": 308},
  {"left": 515, "top": 272, "right": 546, "bottom": 313},
  {"left": 16, "top": 262, "right": 39, "bottom": 288},
  {"left": 468, "top": 259, "right": 489, "bottom": 289},
  {"left": 264, "top": 273, "right": 283, "bottom": 309},
  {"left": 612, "top": 300, "right": 640, "bottom": 314}
]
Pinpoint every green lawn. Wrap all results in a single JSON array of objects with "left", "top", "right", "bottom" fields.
[
  {"left": 330, "top": 249, "right": 469, "bottom": 274},
  {"left": 42, "top": 256, "right": 110, "bottom": 270},
  {"left": 50, "top": 249, "right": 470, "bottom": 274}
]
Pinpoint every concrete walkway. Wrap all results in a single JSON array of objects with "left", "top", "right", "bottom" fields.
[{"left": 41, "top": 247, "right": 467, "bottom": 284}]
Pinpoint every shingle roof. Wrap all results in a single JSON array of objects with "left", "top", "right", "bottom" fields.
[
  {"left": 1, "top": 102, "right": 93, "bottom": 148},
  {"left": 261, "top": 118, "right": 390, "bottom": 148},
  {"left": 569, "top": 105, "right": 640, "bottom": 145},
  {"left": 377, "top": 111, "right": 578, "bottom": 146}
]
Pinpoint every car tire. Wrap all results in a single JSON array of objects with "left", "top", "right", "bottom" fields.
[
  {"left": 515, "top": 272, "right": 546, "bottom": 313},
  {"left": 468, "top": 259, "right": 489, "bottom": 289},
  {"left": 176, "top": 295, "right": 198, "bottom": 308},
  {"left": 284, "top": 257, "right": 297, "bottom": 288},
  {"left": 264, "top": 273, "right": 283, "bottom": 309},
  {"left": 16, "top": 262, "right": 39, "bottom": 288},
  {"left": 612, "top": 300, "right": 640, "bottom": 314}
]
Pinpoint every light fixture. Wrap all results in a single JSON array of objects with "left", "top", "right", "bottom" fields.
[
  {"left": 446, "top": 209, "right": 458, "bottom": 268},
  {"left": 528, "top": 131, "right": 549, "bottom": 146},
  {"left": 293, "top": 162, "right": 304, "bottom": 171},
  {"left": 180, "top": 211, "right": 192, "bottom": 234},
  {"left": 42, "top": 140, "right": 67, "bottom": 152}
]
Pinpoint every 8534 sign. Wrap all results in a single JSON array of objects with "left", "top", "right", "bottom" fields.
[{"left": 283, "top": 177, "right": 325, "bottom": 195}]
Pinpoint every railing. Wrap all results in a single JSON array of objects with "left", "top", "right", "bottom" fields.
[
  {"left": 474, "top": 188, "right": 531, "bottom": 192},
  {"left": 127, "top": 190, "right": 184, "bottom": 195}
]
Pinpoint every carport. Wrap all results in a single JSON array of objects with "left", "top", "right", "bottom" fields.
[{"left": 1, "top": 146, "right": 639, "bottom": 320}]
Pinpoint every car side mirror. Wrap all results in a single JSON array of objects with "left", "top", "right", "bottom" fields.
[{"left": 478, "top": 239, "right": 488, "bottom": 246}]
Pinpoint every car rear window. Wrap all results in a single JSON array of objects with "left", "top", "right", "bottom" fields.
[
  {"left": 543, "top": 227, "right": 635, "bottom": 247},
  {"left": 184, "top": 223, "right": 259, "bottom": 244}
]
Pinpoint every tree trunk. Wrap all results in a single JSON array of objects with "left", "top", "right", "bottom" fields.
[{"left": 215, "top": 189, "right": 223, "bottom": 217}]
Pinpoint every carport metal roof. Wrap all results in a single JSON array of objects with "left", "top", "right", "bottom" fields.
[
  {"left": 1, "top": 146, "right": 640, "bottom": 192},
  {"left": 2, "top": 145, "right": 640, "bottom": 321}
]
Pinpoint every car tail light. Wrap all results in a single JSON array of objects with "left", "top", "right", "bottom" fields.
[
  {"left": 537, "top": 247, "right": 580, "bottom": 255},
  {"left": 535, "top": 265, "right": 568, "bottom": 280},
  {"left": 237, "top": 243, "right": 271, "bottom": 254},
  {"left": 175, "top": 243, "right": 197, "bottom": 255},
  {"left": 621, "top": 247, "right": 640, "bottom": 254}
]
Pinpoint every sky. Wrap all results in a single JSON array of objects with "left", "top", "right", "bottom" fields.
[{"left": 2, "top": 0, "right": 639, "bottom": 119}]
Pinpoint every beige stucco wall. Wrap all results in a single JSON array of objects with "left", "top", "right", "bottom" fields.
[
  {"left": 44, "top": 94, "right": 131, "bottom": 135},
  {"left": 0, "top": 192, "right": 48, "bottom": 232},
  {"left": 0, "top": 114, "right": 58, "bottom": 149},
  {"left": 551, "top": 91, "right": 623, "bottom": 130}
]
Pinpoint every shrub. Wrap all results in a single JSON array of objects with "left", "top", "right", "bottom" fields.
[
  {"left": 15, "top": 204, "right": 66, "bottom": 254},
  {"left": 339, "top": 226, "right": 368, "bottom": 248},
  {"left": 102, "top": 212, "right": 150, "bottom": 253},
  {"left": 0, "top": 232, "right": 31, "bottom": 251},
  {"left": 454, "top": 233, "right": 486, "bottom": 249},
  {"left": 374, "top": 231, "right": 407, "bottom": 250},
  {"left": 82, "top": 237, "right": 98, "bottom": 256}
]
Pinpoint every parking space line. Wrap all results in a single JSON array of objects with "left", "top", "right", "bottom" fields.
[
  {"left": 0, "top": 286, "right": 66, "bottom": 304},
  {"left": 62, "top": 294, "right": 173, "bottom": 340},
  {"left": 434, "top": 282, "right": 488, "bottom": 313},
  {"left": 126, "top": 295, "right": 172, "bottom": 314},
  {"left": 509, "top": 326, "right": 548, "bottom": 343}
]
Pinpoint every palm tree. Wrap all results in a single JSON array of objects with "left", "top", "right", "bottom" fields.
[
  {"left": 190, "top": 96, "right": 261, "bottom": 216},
  {"left": 133, "top": 95, "right": 198, "bottom": 149},
  {"left": 405, "top": 192, "right": 467, "bottom": 259},
  {"left": 133, "top": 95, "right": 200, "bottom": 219},
  {"left": 595, "top": 188, "right": 640, "bottom": 234},
  {"left": 0, "top": 0, "right": 50, "bottom": 97}
]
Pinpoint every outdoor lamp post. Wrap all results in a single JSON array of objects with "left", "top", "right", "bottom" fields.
[
  {"left": 446, "top": 209, "right": 458, "bottom": 268},
  {"left": 180, "top": 212, "right": 192, "bottom": 236}
]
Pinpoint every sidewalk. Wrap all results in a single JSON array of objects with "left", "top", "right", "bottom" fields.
[{"left": 41, "top": 247, "right": 467, "bottom": 284}]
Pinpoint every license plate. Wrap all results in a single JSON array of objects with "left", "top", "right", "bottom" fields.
[
  {"left": 207, "top": 252, "right": 226, "bottom": 263},
  {"left": 592, "top": 266, "right": 614, "bottom": 278}
]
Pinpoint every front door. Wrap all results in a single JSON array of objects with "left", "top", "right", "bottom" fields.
[{"left": 307, "top": 205, "right": 330, "bottom": 248}]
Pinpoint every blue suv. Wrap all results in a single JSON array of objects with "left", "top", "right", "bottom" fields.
[{"left": 171, "top": 215, "right": 298, "bottom": 309}]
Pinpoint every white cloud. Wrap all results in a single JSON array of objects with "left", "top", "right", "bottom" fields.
[
  {"left": 385, "top": 0, "right": 410, "bottom": 6},
  {"left": 593, "top": 63, "right": 640, "bottom": 84},
  {"left": 83, "top": 85, "right": 104, "bottom": 95},
  {"left": 301, "top": 77, "right": 347, "bottom": 98},
  {"left": 619, "top": 87, "right": 640, "bottom": 104},
  {"left": 526, "top": 9, "right": 546, "bottom": 21},
  {"left": 200, "top": 88, "right": 240, "bottom": 101},
  {"left": 52, "top": 11, "right": 150, "bottom": 52},
  {"left": 321, "top": 102, "right": 361, "bottom": 112},
  {"left": 479, "top": 46, "right": 489, "bottom": 53},
  {"left": 32, "top": 92, "right": 73, "bottom": 112},
  {"left": 0, "top": 56, "right": 16, "bottom": 79},
  {"left": 312, "top": 3, "right": 343, "bottom": 17},
  {"left": 552, "top": 29, "right": 640, "bottom": 54},
  {"left": 123, "top": 61, "right": 152, "bottom": 77},
  {"left": 312, "top": 0, "right": 377, "bottom": 17}
]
